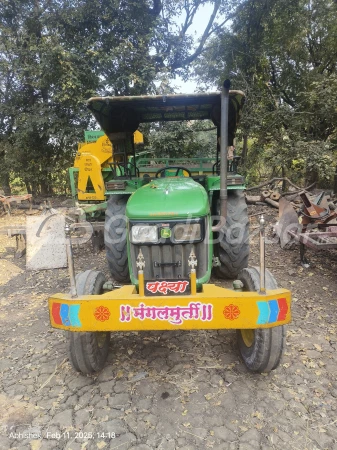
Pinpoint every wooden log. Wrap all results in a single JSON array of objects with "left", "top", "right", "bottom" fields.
[
  {"left": 270, "top": 191, "right": 281, "bottom": 201},
  {"left": 16, "top": 204, "right": 42, "bottom": 210},
  {"left": 265, "top": 198, "right": 279, "bottom": 209},
  {"left": 261, "top": 190, "right": 271, "bottom": 200},
  {"left": 245, "top": 195, "right": 261, "bottom": 204}
]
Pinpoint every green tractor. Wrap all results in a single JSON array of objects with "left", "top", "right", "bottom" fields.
[
  {"left": 91, "top": 84, "right": 249, "bottom": 283},
  {"left": 49, "top": 81, "right": 291, "bottom": 375}
]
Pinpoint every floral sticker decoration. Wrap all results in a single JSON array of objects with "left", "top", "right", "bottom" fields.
[
  {"left": 223, "top": 304, "right": 240, "bottom": 320},
  {"left": 94, "top": 306, "right": 111, "bottom": 322}
]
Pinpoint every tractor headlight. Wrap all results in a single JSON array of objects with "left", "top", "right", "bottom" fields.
[
  {"left": 172, "top": 223, "right": 201, "bottom": 243},
  {"left": 131, "top": 225, "right": 159, "bottom": 244}
]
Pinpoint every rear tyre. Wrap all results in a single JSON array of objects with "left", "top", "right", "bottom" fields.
[
  {"left": 236, "top": 267, "right": 285, "bottom": 373},
  {"left": 104, "top": 195, "right": 130, "bottom": 282},
  {"left": 68, "top": 270, "right": 110, "bottom": 375},
  {"left": 213, "top": 190, "right": 249, "bottom": 279}
]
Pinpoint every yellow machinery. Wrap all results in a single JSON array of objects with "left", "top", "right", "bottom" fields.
[{"left": 72, "top": 131, "right": 144, "bottom": 201}]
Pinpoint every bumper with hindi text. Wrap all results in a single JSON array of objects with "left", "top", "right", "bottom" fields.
[{"left": 48, "top": 284, "right": 291, "bottom": 332}]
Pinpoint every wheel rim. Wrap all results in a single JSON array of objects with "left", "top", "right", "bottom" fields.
[
  {"left": 97, "top": 333, "right": 108, "bottom": 349},
  {"left": 241, "top": 329, "right": 255, "bottom": 348}
]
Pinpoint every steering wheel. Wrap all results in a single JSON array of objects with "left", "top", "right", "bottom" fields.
[{"left": 155, "top": 166, "right": 192, "bottom": 178}]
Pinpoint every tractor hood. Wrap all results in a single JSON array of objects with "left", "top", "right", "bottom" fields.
[{"left": 126, "top": 178, "right": 209, "bottom": 220}]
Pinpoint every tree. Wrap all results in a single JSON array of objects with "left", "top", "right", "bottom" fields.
[
  {"left": 194, "top": 0, "right": 337, "bottom": 186},
  {"left": 0, "top": 0, "right": 101, "bottom": 194},
  {"left": 1, "top": 0, "right": 239, "bottom": 193}
]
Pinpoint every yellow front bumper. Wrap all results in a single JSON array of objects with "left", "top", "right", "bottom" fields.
[{"left": 48, "top": 284, "right": 291, "bottom": 332}]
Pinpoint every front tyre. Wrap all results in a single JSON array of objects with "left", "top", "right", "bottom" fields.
[
  {"left": 68, "top": 270, "right": 110, "bottom": 375},
  {"left": 213, "top": 190, "right": 249, "bottom": 279},
  {"left": 237, "top": 267, "right": 285, "bottom": 373},
  {"left": 104, "top": 195, "right": 130, "bottom": 283}
]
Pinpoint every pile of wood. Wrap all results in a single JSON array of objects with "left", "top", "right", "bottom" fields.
[
  {"left": 245, "top": 177, "right": 324, "bottom": 209},
  {"left": 246, "top": 189, "right": 282, "bottom": 208}
]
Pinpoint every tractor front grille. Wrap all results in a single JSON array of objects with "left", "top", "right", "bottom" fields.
[{"left": 130, "top": 240, "right": 208, "bottom": 281}]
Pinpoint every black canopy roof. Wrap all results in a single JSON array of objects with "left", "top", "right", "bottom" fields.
[{"left": 87, "top": 91, "right": 245, "bottom": 144}]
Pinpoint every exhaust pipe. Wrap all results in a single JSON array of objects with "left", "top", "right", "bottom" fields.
[{"left": 212, "top": 79, "right": 230, "bottom": 232}]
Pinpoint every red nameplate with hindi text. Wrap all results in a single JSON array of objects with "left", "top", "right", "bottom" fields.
[{"left": 144, "top": 279, "right": 191, "bottom": 296}]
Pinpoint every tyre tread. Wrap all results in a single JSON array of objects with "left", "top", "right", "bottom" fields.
[
  {"left": 68, "top": 270, "right": 110, "bottom": 375},
  {"left": 104, "top": 195, "right": 130, "bottom": 282},
  {"left": 236, "top": 267, "right": 285, "bottom": 373},
  {"left": 214, "top": 190, "right": 249, "bottom": 279}
]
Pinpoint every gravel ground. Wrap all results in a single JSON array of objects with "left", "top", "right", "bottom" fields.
[{"left": 0, "top": 206, "right": 336, "bottom": 450}]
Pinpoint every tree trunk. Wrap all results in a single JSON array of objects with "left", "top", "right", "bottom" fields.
[
  {"left": 40, "top": 179, "right": 49, "bottom": 196},
  {"left": 241, "top": 134, "right": 248, "bottom": 166},
  {"left": 40, "top": 167, "right": 53, "bottom": 195},
  {"left": 265, "top": 197, "right": 279, "bottom": 208},
  {"left": 47, "top": 172, "right": 54, "bottom": 195},
  {"left": 1, "top": 173, "right": 11, "bottom": 195},
  {"left": 31, "top": 182, "right": 39, "bottom": 197},
  {"left": 281, "top": 167, "right": 287, "bottom": 192},
  {"left": 24, "top": 179, "right": 32, "bottom": 194},
  {"left": 40, "top": 180, "right": 53, "bottom": 196}
]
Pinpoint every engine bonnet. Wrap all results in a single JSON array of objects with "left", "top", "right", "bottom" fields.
[{"left": 126, "top": 178, "right": 209, "bottom": 220}]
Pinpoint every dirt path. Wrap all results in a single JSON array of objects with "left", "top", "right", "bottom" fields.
[{"left": 0, "top": 206, "right": 336, "bottom": 450}]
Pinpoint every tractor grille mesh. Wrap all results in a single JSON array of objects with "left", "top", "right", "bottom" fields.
[{"left": 130, "top": 241, "right": 208, "bottom": 281}]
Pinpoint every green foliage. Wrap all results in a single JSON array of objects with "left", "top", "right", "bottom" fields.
[
  {"left": 0, "top": 0, "right": 100, "bottom": 194},
  {"left": 194, "top": 0, "right": 337, "bottom": 187},
  {"left": 3, "top": 0, "right": 335, "bottom": 192},
  {"left": 0, "top": 0, "right": 229, "bottom": 193},
  {"left": 145, "top": 121, "right": 217, "bottom": 159},
  {"left": 9, "top": 177, "right": 27, "bottom": 195}
]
